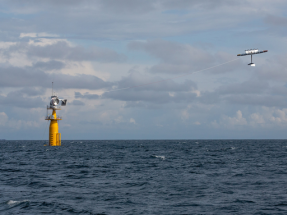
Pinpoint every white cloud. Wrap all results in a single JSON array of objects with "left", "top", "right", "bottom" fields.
[
  {"left": 20, "top": 32, "right": 59, "bottom": 38},
  {"left": 270, "top": 108, "right": 287, "bottom": 124},
  {"left": 130, "top": 118, "right": 136, "bottom": 124},
  {"left": 213, "top": 110, "right": 248, "bottom": 128},
  {"left": 181, "top": 109, "right": 189, "bottom": 120},
  {"left": 250, "top": 113, "right": 265, "bottom": 124},
  {"left": 20, "top": 33, "right": 37, "bottom": 38},
  {"left": 0, "top": 112, "right": 8, "bottom": 126},
  {"left": 0, "top": 111, "right": 40, "bottom": 129},
  {"left": 224, "top": 110, "right": 247, "bottom": 126}
]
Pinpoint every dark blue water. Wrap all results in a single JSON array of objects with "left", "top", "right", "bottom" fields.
[{"left": 1, "top": 140, "right": 287, "bottom": 214}]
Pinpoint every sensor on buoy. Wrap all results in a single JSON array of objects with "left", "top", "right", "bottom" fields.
[{"left": 45, "top": 87, "right": 67, "bottom": 146}]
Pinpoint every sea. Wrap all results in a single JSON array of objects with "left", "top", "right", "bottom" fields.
[{"left": 1, "top": 139, "right": 287, "bottom": 214}]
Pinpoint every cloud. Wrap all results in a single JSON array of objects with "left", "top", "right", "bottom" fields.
[
  {"left": 254, "top": 54, "right": 287, "bottom": 82},
  {"left": 199, "top": 80, "right": 287, "bottom": 108},
  {"left": 1, "top": 0, "right": 245, "bottom": 15},
  {"left": 250, "top": 113, "right": 265, "bottom": 124},
  {"left": 75, "top": 92, "right": 100, "bottom": 99},
  {"left": 19, "top": 87, "right": 46, "bottom": 96},
  {"left": 70, "top": 100, "right": 85, "bottom": 106},
  {"left": 0, "top": 65, "right": 111, "bottom": 90},
  {"left": 98, "top": 0, "right": 157, "bottom": 14},
  {"left": 72, "top": 72, "right": 200, "bottom": 105},
  {"left": 32, "top": 60, "right": 65, "bottom": 71},
  {"left": 72, "top": 72, "right": 287, "bottom": 109},
  {"left": 160, "top": 0, "right": 243, "bottom": 9},
  {"left": 216, "top": 81, "right": 269, "bottom": 95},
  {"left": 219, "top": 108, "right": 287, "bottom": 129},
  {"left": 129, "top": 118, "right": 136, "bottom": 124},
  {"left": 264, "top": 14, "right": 287, "bottom": 26},
  {"left": 19, "top": 32, "right": 59, "bottom": 38},
  {"left": 129, "top": 40, "right": 241, "bottom": 74},
  {"left": 224, "top": 110, "right": 247, "bottom": 126},
  {"left": 1, "top": 0, "right": 280, "bottom": 41},
  {"left": 2, "top": 40, "right": 126, "bottom": 63},
  {"left": 0, "top": 89, "right": 45, "bottom": 108},
  {"left": 211, "top": 110, "right": 247, "bottom": 129},
  {"left": 114, "top": 71, "right": 198, "bottom": 91},
  {"left": 0, "top": 111, "right": 40, "bottom": 130},
  {"left": 0, "top": 112, "right": 8, "bottom": 126}
]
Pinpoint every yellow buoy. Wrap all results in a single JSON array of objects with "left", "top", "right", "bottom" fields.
[{"left": 46, "top": 109, "right": 61, "bottom": 146}]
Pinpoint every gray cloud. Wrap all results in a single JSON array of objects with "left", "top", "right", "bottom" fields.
[
  {"left": 74, "top": 72, "right": 199, "bottom": 104},
  {"left": 3, "top": 41, "right": 126, "bottom": 63},
  {"left": 72, "top": 71, "right": 286, "bottom": 108},
  {"left": 0, "top": 0, "right": 159, "bottom": 13},
  {"left": 70, "top": 99, "right": 85, "bottom": 106},
  {"left": 0, "top": 0, "right": 275, "bottom": 41},
  {"left": 75, "top": 92, "right": 100, "bottom": 99},
  {"left": 2, "top": 0, "right": 244, "bottom": 14},
  {"left": 0, "top": 89, "right": 45, "bottom": 108},
  {"left": 76, "top": 89, "right": 198, "bottom": 105},
  {"left": 104, "top": 90, "right": 198, "bottom": 104},
  {"left": 199, "top": 80, "right": 287, "bottom": 108},
  {"left": 159, "top": 0, "right": 244, "bottom": 10},
  {"left": 32, "top": 60, "right": 65, "bottom": 71},
  {"left": 253, "top": 54, "right": 287, "bottom": 82},
  {"left": 115, "top": 71, "right": 198, "bottom": 91},
  {"left": 224, "top": 94, "right": 287, "bottom": 107},
  {"left": 129, "top": 40, "right": 241, "bottom": 74},
  {"left": 216, "top": 81, "right": 269, "bottom": 95},
  {"left": 0, "top": 65, "right": 111, "bottom": 90},
  {"left": 0, "top": 66, "right": 46, "bottom": 88},
  {"left": 19, "top": 87, "right": 46, "bottom": 96},
  {"left": 98, "top": 0, "right": 156, "bottom": 14},
  {"left": 264, "top": 14, "right": 287, "bottom": 26}
]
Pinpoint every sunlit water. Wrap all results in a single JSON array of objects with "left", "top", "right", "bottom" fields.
[{"left": 1, "top": 140, "right": 287, "bottom": 214}]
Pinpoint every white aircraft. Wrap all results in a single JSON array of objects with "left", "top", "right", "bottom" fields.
[{"left": 237, "top": 49, "right": 268, "bottom": 66}]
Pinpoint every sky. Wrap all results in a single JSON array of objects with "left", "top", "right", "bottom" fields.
[{"left": 1, "top": 0, "right": 287, "bottom": 140}]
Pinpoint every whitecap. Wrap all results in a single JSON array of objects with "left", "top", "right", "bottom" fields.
[
  {"left": 154, "top": 155, "right": 165, "bottom": 160},
  {"left": 7, "top": 200, "right": 29, "bottom": 206},
  {"left": 231, "top": 147, "right": 236, "bottom": 150}
]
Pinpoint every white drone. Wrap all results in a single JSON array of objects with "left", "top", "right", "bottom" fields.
[{"left": 237, "top": 49, "right": 268, "bottom": 66}]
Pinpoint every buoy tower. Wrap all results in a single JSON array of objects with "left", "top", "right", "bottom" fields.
[{"left": 45, "top": 95, "right": 67, "bottom": 146}]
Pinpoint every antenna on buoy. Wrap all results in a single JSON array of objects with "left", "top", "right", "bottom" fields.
[{"left": 52, "top": 82, "right": 54, "bottom": 96}]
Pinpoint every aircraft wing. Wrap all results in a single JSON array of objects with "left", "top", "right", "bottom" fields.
[{"left": 237, "top": 50, "right": 268, "bottom": 56}]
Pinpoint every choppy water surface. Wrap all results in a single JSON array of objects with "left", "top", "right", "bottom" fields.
[{"left": 1, "top": 140, "right": 287, "bottom": 214}]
